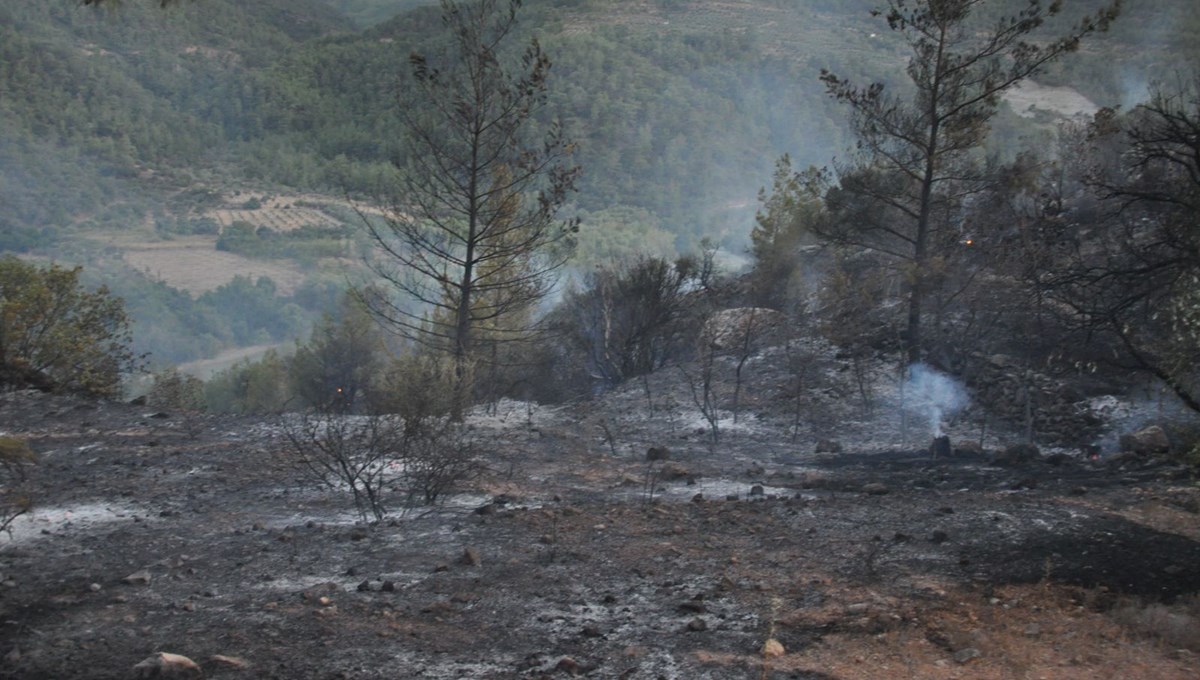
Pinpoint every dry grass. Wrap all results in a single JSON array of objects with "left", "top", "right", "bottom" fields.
[
  {"left": 755, "top": 583, "right": 1200, "bottom": 679},
  {"left": 683, "top": 579, "right": 1200, "bottom": 680}
]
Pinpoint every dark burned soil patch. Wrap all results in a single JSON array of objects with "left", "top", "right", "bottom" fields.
[{"left": 1, "top": 391, "right": 1199, "bottom": 679}]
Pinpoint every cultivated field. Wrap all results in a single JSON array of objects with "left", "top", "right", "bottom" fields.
[{"left": 121, "top": 236, "right": 310, "bottom": 296}]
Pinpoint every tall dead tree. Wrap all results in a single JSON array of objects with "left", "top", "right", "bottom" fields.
[
  {"left": 817, "top": 0, "right": 1119, "bottom": 366},
  {"left": 364, "top": 0, "right": 579, "bottom": 420}
]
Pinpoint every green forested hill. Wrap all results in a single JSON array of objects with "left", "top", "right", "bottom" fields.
[{"left": 1, "top": 0, "right": 1196, "bottom": 368}]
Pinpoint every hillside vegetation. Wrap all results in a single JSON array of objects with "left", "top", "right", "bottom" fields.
[{"left": 1, "top": 0, "right": 1197, "bottom": 369}]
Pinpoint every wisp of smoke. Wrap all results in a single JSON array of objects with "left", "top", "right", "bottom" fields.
[{"left": 905, "top": 363, "right": 969, "bottom": 437}]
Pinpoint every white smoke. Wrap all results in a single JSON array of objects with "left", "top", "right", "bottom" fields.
[{"left": 905, "top": 363, "right": 969, "bottom": 438}]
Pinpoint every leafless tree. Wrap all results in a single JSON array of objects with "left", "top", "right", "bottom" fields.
[
  {"left": 1041, "top": 78, "right": 1200, "bottom": 413},
  {"left": 283, "top": 412, "right": 401, "bottom": 523}
]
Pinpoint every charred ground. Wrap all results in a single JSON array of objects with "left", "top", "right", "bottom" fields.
[{"left": 1, "top": 353, "right": 1200, "bottom": 679}]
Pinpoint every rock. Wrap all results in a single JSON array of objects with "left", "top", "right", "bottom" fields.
[
  {"left": 659, "top": 463, "right": 690, "bottom": 481},
  {"left": 348, "top": 527, "right": 369, "bottom": 541},
  {"left": 645, "top": 446, "right": 670, "bottom": 462},
  {"left": 210, "top": 654, "right": 250, "bottom": 670},
  {"left": 1043, "top": 453, "right": 1072, "bottom": 466},
  {"left": 1010, "top": 477, "right": 1037, "bottom": 491},
  {"left": 993, "top": 443, "right": 1040, "bottom": 466},
  {"left": 123, "top": 570, "right": 152, "bottom": 586},
  {"left": 815, "top": 439, "right": 842, "bottom": 454},
  {"left": 1023, "top": 623, "right": 1041, "bottom": 637},
  {"left": 930, "top": 530, "right": 949, "bottom": 544},
  {"left": 131, "top": 652, "right": 202, "bottom": 679},
  {"left": 702, "top": 307, "right": 783, "bottom": 351},
  {"left": 686, "top": 617, "right": 708, "bottom": 632},
  {"left": 861, "top": 482, "right": 890, "bottom": 495},
  {"left": 953, "top": 647, "right": 981, "bottom": 664},
  {"left": 1119, "top": 425, "right": 1171, "bottom": 455},
  {"left": 762, "top": 638, "right": 785, "bottom": 657},
  {"left": 581, "top": 624, "right": 603, "bottom": 638},
  {"left": 749, "top": 485, "right": 764, "bottom": 497},
  {"left": 461, "top": 547, "right": 482, "bottom": 567},
  {"left": 954, "top": 440, "right": 985, "bottom": 456},
  {"left": 555, "top": 656, "right": 583, "bottom": 675}
]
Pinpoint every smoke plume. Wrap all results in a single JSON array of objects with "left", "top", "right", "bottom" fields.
[{"left": 905, "top": 363, "right": 968, "bottom": 437}]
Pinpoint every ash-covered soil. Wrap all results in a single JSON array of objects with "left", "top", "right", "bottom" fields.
[{"left": 2, "top": 378, "right": 1199, "bottom": 679}]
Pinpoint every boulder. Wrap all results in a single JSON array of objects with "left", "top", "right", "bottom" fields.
[
  {"left": 993, "top": 443, "right": 1040, "bottom": 466},
  {"left": 701, "top": 308, "right": 784, "bottom": 351},
  {"left": 1118, "top": 425, "right": 1171, "bottom": 455},
  {"left": 131, "top": 652, "right": 202, "bottom": 679},
  {"left": 645, "top": 446, "right": 670, "bottom": 462}
]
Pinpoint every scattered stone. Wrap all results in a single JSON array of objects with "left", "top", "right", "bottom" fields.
[
  {"left": 131, "top": 652, "right": 202, "bottom": 679},
  {"left": 845, "top": 602, "right": 870, "bottom": 615},
  {"left": 89, "top": 583, "right": 102, "bottom": 592},
  {"left": 749, "top": 485, "right": 764, "bottom": 497},
  {"left": 1023, "top": 623, "right": 1041, "bottom": 637},
  {"left": 686, "top": 617, "right": 708, "bottom": 632},
  {"left": 691, "top": 493, "right": 704, "bottom": 503},
  {"left": 930, "top": 530, "right": 949, "bottom": 544},
  {"left": 952, "top": 647, "right": 981, "bottom": 664},
  {"left": 861, "top": 482, "right": 890, "bottom": 495},
  {"left": 123, "top": 570, "right": 152, "bottom": 586},
  {"left": 761, "top": 638, "right": 785, "bottom": 658},
  {"left": 381, "top": 580, "right": 396, "bottom": 592},
  {"left": 348, "top": 527, "right": 369, "bottom": 541},
  {"left": 355, "top": 580, "right": 371, "bottom": 593},
  {"left": 677, "top": 601, "right": 707, "bottom": 614},
  {"left": 1164, "top": 564, "right": 1184, "bottom": 576}
]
